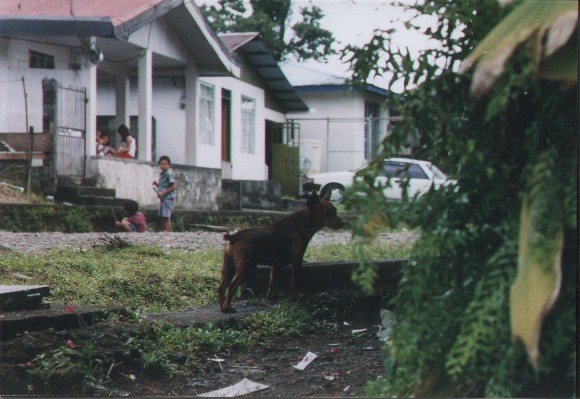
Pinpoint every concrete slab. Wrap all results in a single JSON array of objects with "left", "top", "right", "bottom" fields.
[
  {"left": 0, "top": 304, "right": 125, "bottom": 341},
  {"left": 147, "top": 303, "right": 267, "bottom": 327},
  {"left": 246, "top": 259, "right": 405, "bottom": 295},
  {"left": 0, "top": 285, "right": 50, "bottom": 311}
]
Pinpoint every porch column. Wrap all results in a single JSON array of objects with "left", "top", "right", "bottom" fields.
[
  {"left": 184, "top": 65, "right": 198, "bottom": 165},
  {"left": 138, "top": 49, "right": 153, "bottom": 161},
  {"left": 86, "top": 37, "right": 98, "bottom": 157},
  {"left": 114, "top": 69, "right": 130, "bottom": 134}
]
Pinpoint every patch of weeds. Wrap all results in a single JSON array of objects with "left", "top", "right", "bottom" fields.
[
  {"left": 26, "top": 339, "right": 107, "bottom": 394},
  {"left": 92, "top": 234, "right": 133, "bottom": 250},
  {"left": 245, "top": 300, "right": 333, "bottom": 342},
  {"left": 59, "top": 207, "right": 93, "bottom": 232},
  {"left": 0, "top": 205, "right": 93, "bottom": 232},
  {"left": 304, "top": 241, "right": 412, "bottom": 262},
  {"left": 172, "top": 215, "right": 186, "bottom": 232}
]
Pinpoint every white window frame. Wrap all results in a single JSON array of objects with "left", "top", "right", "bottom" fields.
[
  {"left": 199, "top": 82, "right": 215, "bottom": 145},
  {"left": 241, "top": 96, "right": 256, "bottom": 154}
]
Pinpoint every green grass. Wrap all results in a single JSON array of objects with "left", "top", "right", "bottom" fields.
[
  {"left": 0, "top": 239, "right": 413, "bottom": 312},
  {"left": 1, "top": 240, "right": 414, "bottom": 395},
  {"left": 0, "top": 246, "right": 222, "bottom": 312},
  {"left": 305, "top": 241, "right": 412, "bottom": 262}
]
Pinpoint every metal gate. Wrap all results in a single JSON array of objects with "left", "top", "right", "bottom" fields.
[{"left": 44, "top": 80, "right": 87, "bottom": 177}]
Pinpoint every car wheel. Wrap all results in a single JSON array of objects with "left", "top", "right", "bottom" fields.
[{"left": 321, "top": 183, "right": 345, "bottom": 204}]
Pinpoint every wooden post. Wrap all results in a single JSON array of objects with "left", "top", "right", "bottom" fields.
[
  {"left": 21, "top": 76, "right": 32, "bottom": 196},
  {"left": 25, "top": 126, "right": 34, "bottom": 196}
]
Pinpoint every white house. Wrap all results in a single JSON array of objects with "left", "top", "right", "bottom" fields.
[
  {"left": 280, "top": 63, "right": 392, "bottom": 175},
  {"left": 0, "top": 1, "right": 306, "bottom": 209},
  {"left": 203, "top": 32, "right": 308, "bottom": 182}
]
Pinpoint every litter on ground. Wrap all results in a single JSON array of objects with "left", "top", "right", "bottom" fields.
[
  {"left": 293, "top": 351, "right": 317, "bottom": 371},
  {"left": 197, "top": 378, "right": 269, "bottom": 397}
]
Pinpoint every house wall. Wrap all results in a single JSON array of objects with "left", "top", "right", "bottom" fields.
[
  {"left": 202, "top": 75, "right": 275, "bottom": 181},
  {"left": 0, "top": 37, "right": 91, "bottom": 134},
  {"left": 287, "top": 89, "right": 389, "bottom": 174},
  {"left": 99, "top": 72, "right": 282, "bottom": 183}
]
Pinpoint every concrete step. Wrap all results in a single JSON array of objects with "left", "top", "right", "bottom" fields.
[
  {"left": 0, "top": 285, "right": 50, "bottom": 311},
  {"left": 56, "top": 185, "right": 116, "bottom": 200},
  {"left": 0, "top": 304, "right": 125, "bottom": 341}
]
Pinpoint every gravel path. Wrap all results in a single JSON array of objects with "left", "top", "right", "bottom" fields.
[{"left": 0, "top": 230, "right": 418, "bottom": 253}]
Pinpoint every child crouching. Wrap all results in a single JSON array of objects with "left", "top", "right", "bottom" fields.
[{"left": 115, "top": 200, "right": 148, "bottom": 232}]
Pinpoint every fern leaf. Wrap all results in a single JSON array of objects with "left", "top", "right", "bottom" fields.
[{"left": 445, "top": 242, "right": 516, "bottom": 391}]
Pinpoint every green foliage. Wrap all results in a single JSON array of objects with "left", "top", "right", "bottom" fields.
[
  {"left": 342, "top": 0, "right": 576, "bottom": 396},
  {"left": 201, "top": 0, "right": 336, "bottom": 62},
  {"left": 0, "top": 205, "right": 93, "bottom": 232},
  {"left": 445, "top": 242, "right": 517, "bottom": 392},
  {"left": 245, "top": 301, "right": 327, "bottom": 341},
  {"left": 27, "top": 339, "right": 106, "bottom": 392},
  {"left": 0, "top": 246, "right": 222, "bottom": 312},
  {"left": 0, "top": 242, "right": 405, "bottom": 312},
  {"left": 25, "top": 298, "right": 332, "bottom": 395},
  {"left": 304, "top": 239, "right": 413, "bottom": 263}
]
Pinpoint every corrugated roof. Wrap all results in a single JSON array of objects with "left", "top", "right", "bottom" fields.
[
  {"left": 220, "top": 33, "right": 308, "bottom": 113},
  {"left": 0, "top": 0, "right": 168, "bottom": 29},
  {"left": 219, "top": 32, "right": 259, "bottom": 52},
  {"left": 0, "top": 0, "right": 239, "bottom": 77},
  {"left": 280, "top": 62, "right": 388, "bottom": 97}
]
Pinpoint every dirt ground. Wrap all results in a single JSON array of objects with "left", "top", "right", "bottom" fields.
[
  {"left": 0, "top": 297, "right": 389, "bottom": 397},
  {"left": 0, "top": 189, "right": 400, "bottom": 397}
]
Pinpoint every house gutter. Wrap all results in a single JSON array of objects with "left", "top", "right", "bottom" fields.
[{"left": 0, "top": 16, "right": 115, "bottom": 37}]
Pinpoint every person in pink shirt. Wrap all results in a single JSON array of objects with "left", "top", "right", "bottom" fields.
[{"left": 115, "top": 200, "right": 147, "bottom": 233}]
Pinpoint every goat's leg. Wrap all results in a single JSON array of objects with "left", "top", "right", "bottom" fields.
[
  {"left": 290, "top": 260, "right": 303, "bottom": 296},
  {"left": 266, "top": 266, "right": 277, "bottom": 300},
  {"left": 217, "top": 249, "right": 236, "bottom": 312},
  {"left": 222, "top": 261, "right": 250, "bottom": 313}
]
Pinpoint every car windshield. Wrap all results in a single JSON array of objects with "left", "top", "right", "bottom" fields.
[{"left": 428, "top": 164, "right": 447, "bottom": 179}]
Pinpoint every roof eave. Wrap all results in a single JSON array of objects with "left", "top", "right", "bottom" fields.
[
  {"left": 295, "top": 84, "right": 388, "bottom": 97},
  {"left": 0, "top": 16, "right": 115, "bottom": 37},
  {"left": 184, "top": 1, "right": 240, "bottom": 78},
  {"left": 237, "top": 37, "right": 307, "bottom": 113}
]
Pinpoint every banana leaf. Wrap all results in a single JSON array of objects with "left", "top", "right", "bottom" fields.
[
  {"left": 510, "top": 195, "right": 564, "bottom": 367},
  {"left": 459, "top": 0, "right": 577, "bottom": 97}
]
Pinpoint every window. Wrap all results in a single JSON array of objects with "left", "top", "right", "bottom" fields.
[
  {"left": 199, "top": 82, "right": 215, "bottom": 145},
  {"left": 407, "top": 164, "right": 429, "bottom": 179},
  {"left": 241, "top": 96, "right": 255, "bottom": 153},
  {"left": 383, "top": 161, "right": 429, "bottom": 179},
  {"left": 29, "top": 50, "right": 55, "bottom": 69}
]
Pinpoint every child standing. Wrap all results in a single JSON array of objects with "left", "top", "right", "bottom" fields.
[
  {"left": 152, "top": 155, "right": 176, "bottom": 232},
  {"left": 115, "top": 200, "right": 147, "bottom": 232}
]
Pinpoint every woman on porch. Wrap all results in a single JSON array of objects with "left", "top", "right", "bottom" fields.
[{"left": 115, "top": 124, "right": 135, "bottom": 159}]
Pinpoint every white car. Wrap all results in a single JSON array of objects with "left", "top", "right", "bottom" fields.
[{"left": 303, "top": 158, "right": 456, "bottom": 204}]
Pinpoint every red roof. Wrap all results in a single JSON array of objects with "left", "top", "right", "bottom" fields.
[
  {"left": 0, "top": 0, "right": 165, "bottom": 27},
  {"left": 219, "top": 32, "right": 259, "bottom": 52}
]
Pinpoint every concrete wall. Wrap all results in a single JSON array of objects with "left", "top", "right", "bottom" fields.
[
  {"left": 87, "top": 157, "right": 221, "bottom": 210},
  {"left": 221, "top": 179, "right": 282, "bottom": 210}
]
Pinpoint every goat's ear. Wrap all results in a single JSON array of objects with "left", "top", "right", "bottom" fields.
[
  {"left": 307, "top": 190, "right": 321, "bottom": 210},
  {"left": 322, "top": 191, "right": 331, "bottom": 202}
]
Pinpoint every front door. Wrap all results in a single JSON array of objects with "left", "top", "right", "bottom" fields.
[{"left": 221, "top": 89, "right": 231, "bottom": 163}]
